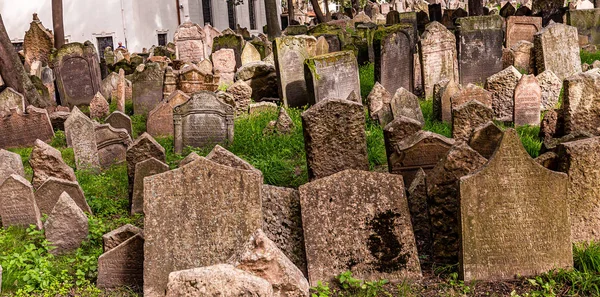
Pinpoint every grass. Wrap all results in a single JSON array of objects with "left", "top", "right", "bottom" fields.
[{"left": 580, "top": 49, "right": 600, "bottom": 65}]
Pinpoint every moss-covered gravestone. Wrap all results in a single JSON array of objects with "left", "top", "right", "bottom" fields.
[{"left": 304, "top": 51, "right": 361, "bottom": 105}]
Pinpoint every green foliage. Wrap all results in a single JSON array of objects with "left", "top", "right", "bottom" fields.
[
  {"left": 130, "top": 114, "right": 147, "bottom": 139},
  {"left": 580, "top": 49, "right": 600, "bottom": 65},
  {"left": 516, "top": 125, "right": 542, "bottom": 158},
  {"left": 311, "top": 281, "right": 331, "bottom": 297},
  {"left": 574, "top": 241, "right": 600, "bottom": 274},
  {"left": 365, "top": 118, "right": 387, "bottom": 171},
  {"left": 443, "top": 272, "right": 473, "bottom": 295},
  {"left": 359, "top": 63, "right": 375, "bottom": 103},
  {"left": 420, "top": 100, "right": 452, "bottom": 138},
  {"left": 335, "top": 271, "right": 389, "bottom": 297}
]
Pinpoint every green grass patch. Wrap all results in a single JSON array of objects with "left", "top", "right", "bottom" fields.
[
  {"left": 359, "top": 63, "right": 375, "bottom": 103},
  {"left": 420, "top": 100, "right": 452, "bottom": 138},
  {"left": 580, "top": 49, "right": 600, "bottom": 65}
]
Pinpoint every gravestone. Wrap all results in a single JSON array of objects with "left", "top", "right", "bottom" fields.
[
  {"left": 506, "top": 16, "right": 542, "bottom": 48},
  {"left": 95, "top": 124, "right": 132, "bottom": 170},
  {"left": 406, "top": 169, "right": 432, "bottom": 258},
  {"left": 384, "top": 116, "right": 423, "bottom": 171},
  {"left": 537, "top": 70, "right": 562, "bottom": 111},
  {"left": 0, "top": 174, "right": 42, "bottom": 229},
  {"left": 163, "top": 67, "right": 177, "bottom": 98},
  {"left": 89, "top": 92, "right": 109, "bottom": 119},
  {"left": 131, "top": 157, "right": 169, "bottom": 215},
  {"left": 305, "top": 51, "right": 361, "bottom": 105},
  {"left": 212, "top": 30, "right": 244, "bottom": 69},
  {"left": 0, "top": 149, "right": 24, "bottom": 184},
  {"left": 44, "top": 192, "right": 88, "bottom": 255},
  {"left": 387, "top": 10, "right": 401, "bottom": 24},
  {"left": 35, "top": 177, "right": 91, "bottom": 215},
  {"left": 456, "top": 16, "right": 504, "bottom": 85},
  {"left": 299, "top": 170, "right": 422, "bottom": 285},
  {"left": 513, "top": 74, "right": 542, "bottom": 126},
  {"left": 534, "top": 22, "right": 582, "bottom": 80},
  {"left": 97, "top": 234, "right": 144, "bottom": 290},
  {"left": 368, "top": 82, "right": 393, "bottom": 125},
  {"left": 505, "top": 40, "right": 535, "bottom": 75},
  {"left": 126, "top": 133, "right": 166, "bottom": 198},
  {"left": 241, "top": 43, "right": 261, "bottom": 65},
  {"left": 174, "top": 21, "right": 205, "bottom": 63},
  {"left": 50, "top": 42, "right": 102, "bottom": 107},
  {"left": 274, "top": 35, "right": 317, "bottom": 107},
  {"left": 143, "top": 157, "right": 262, "bottom": 297},
  {"left": 102, "top": 224, "right": 142, "bottom": 252},
  {"left": 173, "top": 91, "right": 235, "bottom": 153},
  {"left": 562, "top": 70, "right": 600, "bottom": 135},
  {"left": 567, "top": 9, "right": 600, "bottom": 45},
  {"left": 484, "top": 66, "right": 522, "bottom": 122},
  {"left": 0, "top": 87, "right": 25, "bottom": 116},
  {"left": 166, "top": 90, "right": 191, "bottom": 108},
  {"left": 429, "top": 3, "right": 443, "bottom": 21},
  {"left": 203, "top": 24, "right": 222, "bottom": 59},
  {"left": 147, "top": 101, "right": 174, "bottom": 137},
  {"left": 132, "top": 63, "right": 164, "bottom": 116},
  {"left": 301, "top": 98, "right": 369, "bottom": 180},
  {"left": 500, "top": 2, "right": 516, "bottom": 17},
  {"left": 65, "top": 107, "right": 100, "bottom": 171},
  {"left": 374, "top": 24, "right": 415, "bottom": 94},
  {"left": 116, "top": 69, "right": 126, "bottom": 112},
  {"left": 177, "top": 64, "right": 219, "bottom": 94},
  {"left": 390, "top": 87, "right": 425, "bottom": 124},
  {"left": 23, "top": 14, "right": 54, "bottom": 71},
  {"left": 436, "top": 80, "right": 461, "bottom": 122},
  {"left": 460, "top": 129, "right": 572, "bottom": 281},
  {"left": 315, "top": 36, "right": 329, "bottom": 55},
  {"left": 389, "top": 131, "right": 455, "bottom": 187},
  {"left": 29, "top": 139, "right": 76, "bottom": 189},
  {"left": 0, "top": 106, "right": 54, "bottom": 149},
  {"left": 469, "top": 0, "right": 484, "bottom": 15},
  {"left": 212, "top": 48, "right": 237, "bottom": 85},
  {"left": 469, "top": 121, "right": 503, "bottom": 158},
  {"left": 452, "top": 100, "right": 494, "bottom": 142},
  {"left": 558, "top": 137, "right": 600, "bottom": 243},
  {"left": 419, "top": 22, "right": 459, "bottom": 99},
  {"left": 427, "top": 143, "right": 487, "bottom": 264},
  {"left": 105, "top": 111, "right": 133, "bottom": 136}
]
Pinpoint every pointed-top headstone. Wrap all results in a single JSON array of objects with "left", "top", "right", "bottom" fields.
[
  {"left": 126, "top": 132, "right": 166, "bottom": 197},
  {"left": 44, "top": 192, "right": 89, "bottom": 254},
  {"left": 89, "top": 92, "right": 110, "bottom": 119},
  {"left": 0, "top": 174, "right": 42, "bottom": 229},
  {"left": 390, "top": 87, "right": 425, "bottom": 124}
]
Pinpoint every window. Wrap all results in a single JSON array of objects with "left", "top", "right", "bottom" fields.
[
  {"left": 249, "top": 0, "right": 257, "bottom": 30},
  {"left": 202, "top": 0, "right": 213, "bottom": 25},
  {"left": 96, "top": 36, "right": 114, "bottom": 58},
  {"left": 227, "top": 0, "right": 237, "bottom": 29},
  {"left": 12, "top": 42, "right": 23, "bottom": 52},
  {"left": 158, "top": 33, "right": 167, "bottom": 46}
]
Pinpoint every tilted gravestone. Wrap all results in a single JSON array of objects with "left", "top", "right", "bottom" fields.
[
  {"left": 212, "top": 48, "right": 236, "bottom": 85},
  {"left": 173, "top": 91, "right": 235, "bottom": 153},
  {"left": 0, "top": 106, "right": 54, "bottom": 149},
  {"left": 304, "top": 51, "right": 361, "bottom": 105},
  {"left": 177, "top": 64, "right": 219, "bottom": 94},
  {"left": 102, "top": 224, "right": 142, "bottom": 252},
  {"left": 274, "top": 35, "right": 317, "bottom": 107},
  {"left": 537, "top": 70, "right": 562, "bottom": 111},
  {"left": 35, "top": 177, "right": 91, "bottom": 215},
  {"left": 567, "top": 9, "right": 600, "bottom": 45},
  {"left": 105, "top": 111, "right": 133, "bottom": 136},
  {"left": 460, "top": 129, "right": 572, "bottom": 281},
  {"left": 390, "top": 87, "right": 425, "bottom": 124},
  {"left": 374, "top": 24, "right": 416, "bottom": 94},
  {"left": 534, "top": 22, "right": 582, "bottom": 81},
  {"left": 0, "top": 174, "right": 42, "bottom": 229},
  {"left": 23, "top": 14, "right": 54, "bottom": 71},
  {"left": 147, "top": 101, "right": 174, "bottom": 138},
  {"left": 299, "top": 170, "right": 422, "bottom": 285},
  {"left": 126, "top": 132, "right": 166, "bottom": 199},
  {"left": 166, "top": 90, "right": 191, "bottom": 108},
  {"left": 469, "top": 121, "right": 503, "bottom": 159},
  {"left": 301, "top": 98, "right": 369, "bottom": 181},
  {"left": 562, "top": 70, "right": 600, "bottom": 136},
  {"left": 456, "top": 16, "right": 504, "bottom": 85},
  {"left": 0, "top": 149, "right": 24, "bottom": 184},
  {"left": 452, "top": 100, "right": 494, "bottom": 142},
  {"left": 131, "top": 63, "right": 165, "bottom": 116},
  {"left": 131, "top": 157, "right": 169, "bottom": 215},
  {"left": 419, "top": 21, "right": 459, "bottom": 99},
  {"left": 65, "top": 107, "right": 100, "bottom": 171},
  {"left": 513, "top": 74, "right": 542, "bottom": 126},
  {"left": 484, "top": 66, "right": 522, "bottom": 122},
  {"left": 95, "top": 123, "right": 132, "bottom": 170},
  {"left": 143, "top": 156, "right": 262, "bottom": 297},
  {"left": 97, "top": 233, "right": 144, "bottom": 290},
  {"left": 49, "top": 42, "right": 102, "bottom": 107},
  {"left": 174, "top": 21, "right": 206, "bottom": 64},
  {"left": 0, "top": 87, "right": 25, "bottom": 116},
  {"left": 506, "top": 16, "right": 542, "bottom": 48}
]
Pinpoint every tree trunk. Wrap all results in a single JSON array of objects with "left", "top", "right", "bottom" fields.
[
  {"left": 52, "top": 0, "right": 65, "bottom": 48},
  {"left": 309, "top": 0, "right": 327, "bottom": 23},
  {"left": 288, "top": 0, "right": 295, "bottom": 24},
  {"left": 265, "top": 0, "right": 282, "bottom": 38},
  {"left": 352, "top": 0, "right": 360, "bottom": 14},
  {"left": 0, "top": 14, "right": 47, "bottom": 108},
  {"left": 324, "top": 0, "right": 330, "bottom": 18}
]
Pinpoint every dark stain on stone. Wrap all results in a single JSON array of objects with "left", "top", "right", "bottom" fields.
[{"left": 367, "top": 210, "right": 408, "bottom": 273}]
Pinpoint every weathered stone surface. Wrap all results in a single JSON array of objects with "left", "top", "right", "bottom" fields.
[
  {"left": 50, "top": 42, "right": 102, "bottom": 107},
  {"left": 534, "top": 22, "right": 582, "bottom": 81},
  {"left": 563, "top": 70, "right": 600, "bottom": 135},
  {"left": 536, "top": 151, "right": 559, "bottom": 170},
  {"left": 229, "top": 229, "right": 309, "bottom": 296},
  {"left": 505, "top": 40, "right": 536, "bottom": 75},
  {"left": 178, "top": 152, "right": 201, "bottom": 167},
  {"left": 469, "top": 121, "right": 502, "bottom": 158},
  {"left": 543, "top": 132, "right": 592, "bottom": 153},
  {"left": 368, "top": 82, "right": 393, "bottom": 125},
  {"left": 30, "top": 139, "right": 76, "bottom": 189},
  {"left": 23, "top": 14, "right": 53, "bottom": 71},
  {"left": 174, "top": 21, "right": 205, "bottom": 63},
  {"left": 557, "top": 137, "right": 600, "bottom": 242},
  {"left": 241, "top": 43, "right": 262, "bottom": 65},
  {"left": 419, "top": 21, "right": 459, "bottom": 98},
  {"left": 0, "top": 149, "right": 24, "bottom": 184},
  {"left": 35, "top": 177, "right": 90, "bottom": 215},
  {"left": 49, "top": 110, "right": 70, "bottom": 131},
  {"left": 299, "top": 170, "right": 422, "bottom": 285},
  {"left": 100, "top": 72, "right": 118, "bottom": 101},
  {"left": 274, "top": 36, "right": 317, "bottom": 107},
  {"left": 506, "top": 16, "right": 542, "bottom": 48},
  {"left": 383, "top": 116, "right": 423, "bottom": 173},
  {"left": 406, "top": 168, "right": 432, "bottom": 259},
  {"left": 301, "top": 98, "right": 369, "bottom": 181},
  {"left": 537, "top": 70, "right": 562, "bottom": 111},
  {"left": 374, "top": 24, "right": 416, "bottom": 94},
  {"left": 390, "top": 87, "right": 425, "bottom": 124},
  {"left": 484, "top": 66, "right": 522, "bottom": 122},
  {"left": 173, "top": 91, "right": 235, "bottom": 153},
  {"left": 116, "top": 69, "right": 126, "bottom": 112},
  {"left": 249, "top": 102, "right": 278, "bottom": 115},
  {"left": 177, "top": 64, "right": 219, "bottom": 94},
  {"left": 234, "top": 62, "right": 279, "bottom": 101},
  {"left": 165, "top": 264, "right": 273, "bottom": 297},
  {"left": 305, "top": 51, "right": 361, "bottom": 105},
  {"left": 65, "top": 107, "right": 100, "bottom": 171},
  {"left": 451, "top": 83, "right": 493, "bottom": 112},
  {"left": 452, "top": 100, "right": 494, "bottom": 142},
  {"left": 438, "top": 80, "right": 461, "bottom": 122},
  {"left": 0, "top": 87, "right": 25, "bottom": 116},
  {"left": 567, "top": 9, "right": 600, "bottom": 45},
  {"left": 227, "top": 80, "right": 253, "bottom": 116},
  {"left": 212, "top": 48, "right": 237, "bottom": 85},
  {"left": 315, "top": 36, "right": 329, "bottom": 55},
  {"left": 105, "top": 111, "right": 133, "bottom": 136},
  {"left": 514, "top": 74, "right": 542, "bottom": 126},
  {"left": 460, "top": 129, "right": 572, "bottom": 281},
  {"left": 44, "top": 192, "right": 88, "bottom": 254},
  {"left": 0, "top": 174, "right": 42, "bottom": 229},
  {"left": 165, "top": 90, "right": 191, "bottom": 108},
  {"left": 89, "top": 92, "right": 109, "bottom": 120},
  {"left": 456, "top": 16, "right": 504, "bottom": 85},
  {"left": 205, "top": 144, "right": 261, "bottom": 176},
  {"left": 427, "top": 143, "right": 487, "bottom": 264},
  {"left": 97, "top": 233, "right": 144, "bottom": 290},
  {"left": 143, "top": 157, "right": 262, "bottom": 296},
  {"left": 132, "top": 63, "right": 164, "bottom": 116},
  {"left": 0, "top": 106, "right": 54, "bottom": 149},
  {"left": 540, "top": 109, "right": 561, "bottom": 142},
  {"left": 212, "top": 30, "right": 244, "bottom": 70},
  {"left": 95, "top": 124, "right": 132, "bottom": 170},
  {"left": 126, "top": 133, "right": 166, "bottom": 197},
  {"left": 261, "top": 185, "right": 307, "bottom": 276},
  {"left": 102, "top": 224, "right": 142, "bottom": 252},
  {"left": 147, "top": 101, "right": 174, "bottom": 137},
  {"left": 131, "top": 157, "right": 169, "bottom": 215},
  {"left": 275, "top": 107, "right": 294, "bottom": 134}
]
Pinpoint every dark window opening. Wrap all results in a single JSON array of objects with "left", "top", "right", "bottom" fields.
[
  {"left": 96, "top": 36, "right": 114, "bottom": 58},
  {"left": 227, "top": 0, "right": 237, "bottom": 29},
  {"left": 203, "top": 0, "right": 213, "bottom": 25},
  {"left": 158, "top": 33, "right": 167, "bottom": 46},
  {"left": 12, "top": 42, "right": 23, "bottom": 52},
  {"left": 249, "top": 0, "right": 257, "bottom": 30}
]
